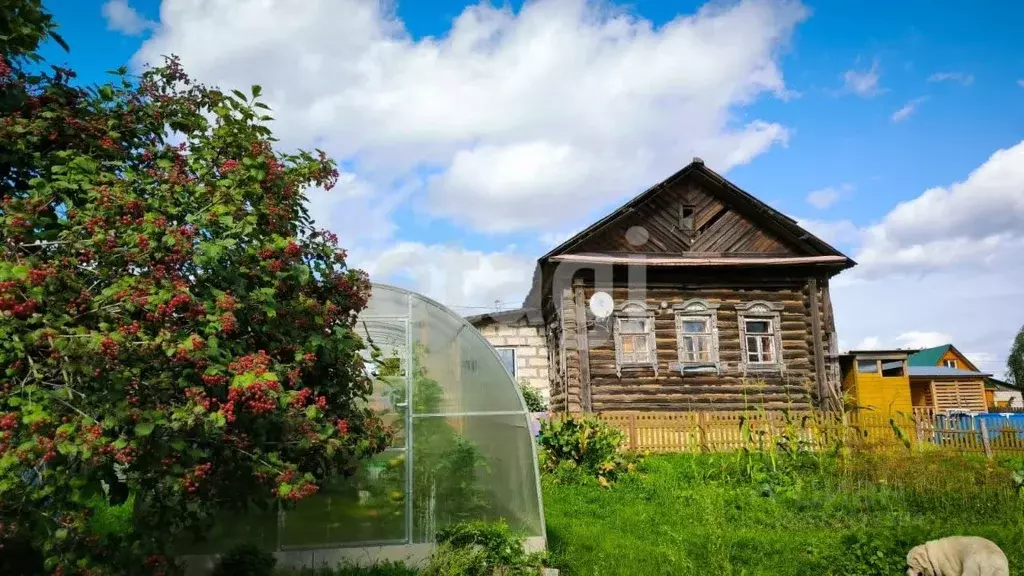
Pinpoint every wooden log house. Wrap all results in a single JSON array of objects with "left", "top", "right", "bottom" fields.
[{"left": 519, "top": 158, "right": 857, "bottom": 413}]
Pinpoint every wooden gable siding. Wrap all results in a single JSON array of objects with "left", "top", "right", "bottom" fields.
[
  {"left": 567, "top": 177, "right": 798, "bottom": 256},
  {"left": 937, "top": 348, "right": 979, "bottom": 371},
  {"left": 572, "top": 282, "right": 820, "bottom": 412}
]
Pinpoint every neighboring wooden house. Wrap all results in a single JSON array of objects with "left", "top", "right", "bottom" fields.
[
  {"left": 907, "top": 345, "right": 990, "bottom": 413},
  {"left": 985, "top": 378, "right": 1023, "bottom": 410},
  {"left": 488, "top": 158, "right": 857, "bottom": 413},
  {"left": 839, "top": 350, "right": 913, "bottom": 415}
]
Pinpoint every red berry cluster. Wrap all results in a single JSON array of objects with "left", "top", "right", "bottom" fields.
[
  {"left": 219, "top": 312, "right": 237, "bottom": 334},
  {"left": 118, "top": 321, "right": 141, "bottom": 337},
  {"left": 226, "top": 379, "right": 280, "bottom": 415},
  {"left": 289, "top": 388, "right": 312, "bottom": 408},
  {"left": 216, "top": 293, "right": 237, "bottom": 311},
  {"left": 0, "top": 413, "right": 17, "bottom": 431},
  {"left": 283, "top": 241, "right": 302, "bottom": 258},
  {"left": 0, "top": 293, "right": 38, "bottom": 319},
  {"left": 27, "top": 267, "right": 53, "bottom": 286},
  {"left": 113, "top": 446, "right": 135, "bottom": 464},
  {"left": 201, "top": 374, "right": 227, "bottom": 387},
  {"left": 185, "top": 387, "right": 213, "bottom": 411},
  {"left": 336, "top": 419, "right": 349, "bottom": 436},
  {"left": 220, "top": 159, "right": 239, "bottom": 173},
  {"left": 99, "top": 337, "right": 119, "bottom": 361},
  {"left": 228, "top": 350, "right": 272, "bottom": 376},
  {"left": 181, "top": 462, "right": 212, "bottom": 494}
]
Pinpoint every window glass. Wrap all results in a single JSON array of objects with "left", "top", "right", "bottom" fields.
[
  {"left": 495, "top": 347, "right": 516, "bottom": 378},
  {"left": 882, "top": 361, "right": 905, "bottom": 377},
  {"left": 856, "top": 359, "right": 877, "bottom": 374},
  {"left": 620, "top": 319, "right": 646, "bottom": 333},
  {"left": 681, "top": 320, "right": 707, "bottom": 333},
  {"left": 745, "top": 320, "right": 770, "bottom": 334}
]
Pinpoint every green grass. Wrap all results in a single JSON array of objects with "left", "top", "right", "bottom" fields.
[{"left": 543, "top": 451, "right": 1024, "bottom": 576}]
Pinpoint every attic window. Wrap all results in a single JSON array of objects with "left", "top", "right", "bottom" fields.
[
  {"left": 944, "top": 359, "right": 957, "bottom": 369},
  {"left": 680, "top": 205, "right": 695, "bottom": 231}
]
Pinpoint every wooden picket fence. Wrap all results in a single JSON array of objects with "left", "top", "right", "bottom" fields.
[{"left": 593, "top": 409, "right": 1024, "bottom": 457}]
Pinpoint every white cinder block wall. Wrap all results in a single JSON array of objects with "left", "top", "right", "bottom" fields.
[{"left": 476, "top": 322, "right": 550, "bottom": 405}]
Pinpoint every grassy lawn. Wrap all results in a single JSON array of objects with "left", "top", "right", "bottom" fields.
[{"left": 543, "top": 451, "right": 1024, "bottom": 576}]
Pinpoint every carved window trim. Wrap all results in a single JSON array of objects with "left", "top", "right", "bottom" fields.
[
  {"left": 613, "top": 300, "right": 658, "bottom": 378},
  {"left": 736, "top": 300, "right": 785, "bottom": 373},
  {"left": 673, "top": 299, "right": 720, "bottom": 374}
]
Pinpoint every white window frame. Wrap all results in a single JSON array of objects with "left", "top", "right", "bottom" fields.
[
  {"left": 673, "top": 299, "right": 720, "bottom": 374},
  {"left": 613, "top": 300, "right": 658, "bottom": 378},
  {"left": 736, "top": 301, "right": 785, "bottom": 373},
  {"left": 944, "top": 359, "right": 957, "bottom": 369},
  {"left": 495, "top": 347, "right": 517, "bottom": 379}
]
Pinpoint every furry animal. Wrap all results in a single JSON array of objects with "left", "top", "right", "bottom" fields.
[{"left": 906, "top": 536, "right": 1009, "bottom": 576}]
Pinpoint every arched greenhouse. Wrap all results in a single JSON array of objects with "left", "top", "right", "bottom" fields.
[{"left": 183, "top": 284, "right": 546, "bottom": 572}]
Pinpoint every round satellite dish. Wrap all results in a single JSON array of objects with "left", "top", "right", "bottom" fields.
[{"left": 589, "top": 291, "right": 614, "bottom": 319}]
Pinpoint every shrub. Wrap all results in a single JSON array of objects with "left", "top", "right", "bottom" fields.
[
  {"left": 519, "top": 382, "right": 546, "bottom": 413},
  {"left": 428, "top": 521, "right": 545, "bottom": 576},
  {"left": 538, "top": 415, "right": 637, "bottom": 485},
  {"left": 823, "top": 527, "right": 929, "bottom": 576},
  {"left": 213, "top": 543, "right": 277, "bottom": 576}
]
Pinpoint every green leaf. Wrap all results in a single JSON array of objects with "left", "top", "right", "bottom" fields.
[
  {"left": 49, "top": 31, "right": 70, "bottom": 52},
  {"left": 251, "top": 84, "right": 263, "bottom": 98},
  {"left": 135, "top": 422, "right": 155, "bottom": 437},
  {"left": 231, "top": 88, "right": 248, "bottom": 102}
]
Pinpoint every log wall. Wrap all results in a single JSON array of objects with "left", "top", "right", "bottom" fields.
[{"left": 552, "top": 275, "right": 835, "bottom": 412}]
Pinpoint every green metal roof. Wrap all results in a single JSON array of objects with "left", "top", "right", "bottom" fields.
[{"left": 907, "top": 345, "right": 950, "bottom": 367}]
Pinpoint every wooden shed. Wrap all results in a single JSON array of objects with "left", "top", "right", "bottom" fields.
[
  {"left": 908, "top": 366, "right": 989, "bottom": 413},
  {"left": 839, "top": 350, "right": 913, "bottom": 415},
  {"left": 907, "top": 345, "right": 990, "bottom": 413}
]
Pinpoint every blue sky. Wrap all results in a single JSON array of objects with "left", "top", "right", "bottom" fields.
[{"left": 40, "top": 0, "right": 1024, "bottom": 374}]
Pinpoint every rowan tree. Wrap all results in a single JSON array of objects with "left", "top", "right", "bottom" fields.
[{"left": 1, "top": 2, "right": 388, "bottom": 573}]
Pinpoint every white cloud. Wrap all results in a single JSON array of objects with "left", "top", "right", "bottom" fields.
[
  {"left": 840, "top": 59, "right": 883, "bottom": 97},
  {"left": 853, "top": 140, "right": 1024, "bottom": 277},
  {"left": 136, "top": 0, "right": 807, "bottom": 233},
  {"left": 891, "top": 96, "right": 927, "bottom": 122},
  {"left": 303, "top": 172, "right": 403, "bottom": 246},
  {"left": 893, "top": 331, "right": 951, "bottom": 349},
  {"left": 795, "top": 217, "right": 861, "bottom": 247},
  {"left": 805, "top": 183, "right": 852, "bottom": 209},
  {"left": 854, "top": 336, "right": 881, "bottom": 350},
  {"left": 356, "top": 243, "right": 535, "bottom": 312},
  {"left": 540, "top": 228, "right": 582, "bottom": 250},
  {"left": 102, "top": 0, "right": 155, "bottom": 36},
  {"left": 927, "top": 72, "right": 974, "bottom": 86}
]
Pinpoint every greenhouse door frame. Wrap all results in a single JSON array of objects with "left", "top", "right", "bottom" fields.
[{"left": 358, "top": 311, "right": 415, "bottom": 547}]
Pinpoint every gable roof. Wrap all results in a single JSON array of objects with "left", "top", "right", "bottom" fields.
[
  {"left": 907, "top": 344, "right": 980, "bottom": 371},
  {"left": 540, "top": 158, "right": 855, "bottom": 266},
  {"left": 907, "top": 345, "right": 950, "bottom": 367}
]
